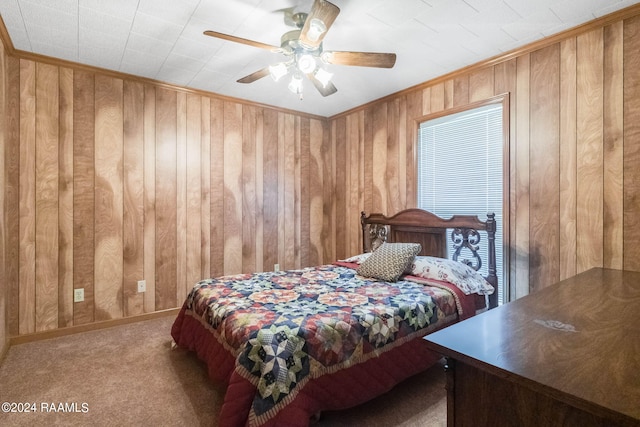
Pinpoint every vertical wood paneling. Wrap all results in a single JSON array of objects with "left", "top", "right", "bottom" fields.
[
  {"left": 176, "top": 92, "right": 187, "bottom": 301},
  {"left": 294, "top": 118, "right": 302, "bottom": 268},
  {"left": 6, "top": 55, "right": 20, "bottom": 336},
  {"left": 309, "top": 119, "right": 323, "bottom": 266},
  {"left": 357, "top": 111, "right": 365, "bottom": 253},
  {"left": 300, "top": 117, "right": 310, "bottom": 267},
  {"left": 223, "top": 102, "right": 243, "bottom": 274},
  {"left": 242, "top": 105, "right": 257, "bottom": 273},
  {"left": 398, "top": 100, "right": 407, "bottom": 210},
  {"left": 155, "top": 88, "right": 177, "bottom": 310},
  {"left": 19, "top": 59, "right": 36, "bottom": 334},
  {"left": 186, "top": 94, "right": 202, "bottom": 288},
  {"left": 421, "top": 87, "right": 432, "bottom": 115},
  {"left": 405, "top": 91, "right": 422, "bottom": 208},
  {"left": 363, "top": 109, "right": 373, "bottom": 215},
  {"left": 529, "top": 45, "right": 560, "bottom": 292},
  {"left": 283, "top": 114, "right": 296, "bottom": 269},
  {"left": 603, "top": 22, "right": 624, "bottom": 270},
  {"left": 123, "top": 80, "right": 145, "bottom": 316},
  {"left": 386, "top": 100, "right": 400, "bottom": 215},
  {"left": 94, "top": 75, "right": 123, "bottom": 321},
  {"left": 0, "top": 43, "right": 4, "bottom": 351},
  {"left": 559, "top": 38, "right": 577, "bottom": 281},
  {"left": 0, "top": 41, "right": 4, "bottom": 351},
  {"left": 7, "top": 53, "right": 335, "bottom": 337},
  {"left": 58, "top": 67, "right": 74, "bottom": 327},
  {"left": 346, "top": 113, "right": 360, "bottom": 257},
  {"left": 254, "top": 108, "right": 264, "bottom": 273},
  {"left": 494, "top": 59, "right": 517, "bottom": 300},
  {"left": 514, "top": 54, "right": 531, "bottom": 299},
  {"left": 576, "top": 29, "right": 604, "bottom": 274},
  {"left": 444, "top": 79, "right": 454, "bottom": 109},
  {"left": 430, "top": 83, "right": 445, "bottom": 113},
  {"left": 209, "top": 98, "right": 224, "bottom": 278},
  {"left": 143, "top": 85, "right": 156, "bottom": 312},
  {"left": 333, "top": 117, "right": 346, "bottom": 260},
  {"left": 262, "top": 109, "right": 278, "bottom": 271},
  {"left": 453, "top": 75, "right": 469, "bottom": 107},
  {"left": 322, "top": 119, "right": 334, "bottom": 263},
  {"left": 200, "top": 98, "right": 211, "bottom": 278},
  {"left": 277, "top": 114, "right": 286, "bottom": 266},
  {"left": 469, "top": 68, "right": 494, "bottom": 102},
  {"left": 34, "top": 62, "right": 59, "bottom": 331},
  {"left": 73, "top": 70, "right": 95, "bottom": 324},
  {"left": 623, "top": 16, "right": 640, "bottom": 271},
  {"left": 372, "top": 104, "right": 388, "bottom": 213}
]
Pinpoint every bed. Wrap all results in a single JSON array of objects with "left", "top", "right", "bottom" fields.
[{"left": 171, "top": 208, "right": 498, "bottom": 426}]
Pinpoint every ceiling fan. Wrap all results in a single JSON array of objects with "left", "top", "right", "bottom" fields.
[{"left": 204, "top": 0, "right": 396, "bottom": 99}]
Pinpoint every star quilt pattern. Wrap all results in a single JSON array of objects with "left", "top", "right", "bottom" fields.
[{"left": 185, "top": 264, "right": 459, "bottom": 418}]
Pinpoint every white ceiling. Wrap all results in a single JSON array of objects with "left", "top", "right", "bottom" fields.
[{"left": 1, "top": 0, "right": 639, "bottom": 117}]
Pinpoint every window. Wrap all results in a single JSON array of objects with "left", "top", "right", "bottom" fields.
[{"left": 417, "top": 102, "right": 505, "bottom": 305}]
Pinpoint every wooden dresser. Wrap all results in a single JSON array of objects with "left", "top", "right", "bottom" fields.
[{"left": 424, "top": 268, "right": 640, "bottom": 427}]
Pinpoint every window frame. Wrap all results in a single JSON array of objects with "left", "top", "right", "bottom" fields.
[{"left": 412, "top": 93, "right": 511, "bottom": 304}]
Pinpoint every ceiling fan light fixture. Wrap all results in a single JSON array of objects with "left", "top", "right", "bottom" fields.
[
  {"left": 269, "top": 62, "right": 288, "bottom": 82},
  {"left": 288, "top": 74, "right": 304, "bottom": 96},
  {"left": 307, "top": 18, "right": 326, "bottom": 42},
  {"left": 314, "top": 68, "right": 333, "bottom": 87},
  {"left": 297, "top": 53, "right": 316, "bottom": 74},
  {"left": 319, "top": 51, "right": 332, "bottom": 65}
]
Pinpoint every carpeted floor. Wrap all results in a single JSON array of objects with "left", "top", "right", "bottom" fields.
[{"left": 0, "top": 315, "right": 446, "bottom": 427}]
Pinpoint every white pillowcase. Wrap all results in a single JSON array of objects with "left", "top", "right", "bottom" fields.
[
  {"left": 339, "top": 252, "right": 372, "bottom": 264},
  {"left": 408, "top": 256, "right": 494, "bottom": 295}
]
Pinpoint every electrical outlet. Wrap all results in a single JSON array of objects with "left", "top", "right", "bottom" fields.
[
  {"left": 274, "top": 264, "right": 280, "bottom": 272},
  {"left": 137, "top": 280, "right": 146, "bottom": 293},
  {"left": 74, "top": 288, "right": 84, "bottom": 302}
]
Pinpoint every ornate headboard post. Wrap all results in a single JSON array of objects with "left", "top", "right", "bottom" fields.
[
  {"left": 449, "top": 212, "right": 498, "bottom": 309},
  {"left": 486, "top": 213, "right": 498, "bottom": 309},
  {"left": 361, "top": 211, "right": 389, "bottom": 252}
]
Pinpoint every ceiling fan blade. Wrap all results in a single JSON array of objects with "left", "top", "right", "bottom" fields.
[
  {"left": 322, "top": 51, "right": 397, "bottom": 68},
  {"left": 204, "top": 30, "right": 281, "bottom": 52},
  {"left": 237, "top": 67, "right": 271, "bottom": 84},
  {"left": 307, "top": 73, "right": 338, "bottom": 97},
  {"left": 299, "top": 0, "right": 340, "bottom": 49}
]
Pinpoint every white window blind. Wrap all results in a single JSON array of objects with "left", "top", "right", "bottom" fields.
[{"left": 417, "top": 103, "right": 504, "bottom": 304}]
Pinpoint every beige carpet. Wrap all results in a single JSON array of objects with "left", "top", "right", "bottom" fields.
[{"left": 0, "top": 315, "right": 446, "bottom": 427}]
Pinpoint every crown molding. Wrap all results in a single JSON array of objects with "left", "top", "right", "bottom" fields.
[{"left": 0, "top": 14, "right": 15, "bottom": 55}]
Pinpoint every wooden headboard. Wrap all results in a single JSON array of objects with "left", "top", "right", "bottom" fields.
[{"left": 361, "top": 208, "right": 498, "bottom": 309}]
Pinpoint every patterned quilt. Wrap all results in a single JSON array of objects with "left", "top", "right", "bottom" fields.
[{"left": 183, "top": 263, "right": 462, "bottom": 421}]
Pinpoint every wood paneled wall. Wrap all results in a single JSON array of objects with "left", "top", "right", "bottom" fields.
[
  {"left": 332, "top": 14, "right": 640, "bottom": 299},
  {"left": 3, "top": 60, "right": 332, "bottom": 336},
  {"left": 1, "top": 32, "right": 8, "bottom": 354},
  {"left": 3, "top": 6, "right": 640, "bottom": 338}
]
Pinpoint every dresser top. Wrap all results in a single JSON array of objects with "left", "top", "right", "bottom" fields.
[{"left": 424, "top": 268, "right": 640, "bottom": 423}]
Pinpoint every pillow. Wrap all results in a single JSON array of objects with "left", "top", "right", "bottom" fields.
[
  {"left": 338, "top": 252, "right": 372, "bottom": 264},
  {"left": 409, "top": 256, "right": 494, "bottom": 295},
  {"left": 356, "top": 242, "right": 422, "bottom": 282}
]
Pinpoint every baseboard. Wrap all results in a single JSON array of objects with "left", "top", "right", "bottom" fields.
[
  {"left": 0, "top": 340, "right": 9, "bottom": 365},
  {"left": 9, "top": 308, "right": 180, "bottom": 346}
]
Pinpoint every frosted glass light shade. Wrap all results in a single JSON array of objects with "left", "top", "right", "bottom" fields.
[{"left": 269, "top": 63, "right": 288, "bottom": 81}]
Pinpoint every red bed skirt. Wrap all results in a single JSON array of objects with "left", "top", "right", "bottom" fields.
[{"left": 172, "top": 307, "right": 444, "bottom": 427}]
